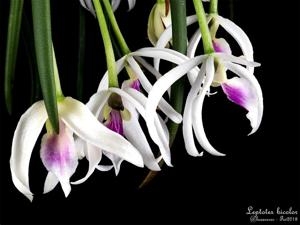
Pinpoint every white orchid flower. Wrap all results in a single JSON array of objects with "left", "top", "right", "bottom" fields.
[
  {"left": 72, "top": 54, "right": 182, "bottom": 181},
  {"left": 79, "top": 0, "right": 136, "bottom": 16},
  {"left": 131, "top": 47, "right": 263, "bottom": 157},
  {"left": 10, "top": 97, "right": 144, "bottom": 201},
  {"left": 154, "top": 13, "right": 254, "bottom": 77}
]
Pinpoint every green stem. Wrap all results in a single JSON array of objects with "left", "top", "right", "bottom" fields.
[
  {"left": 4, "top": 0, "right": 24, "bottom": 114},
  {"left": 139, "top": 0, "right": 187, "bottom": 189},
  {"left": 77, "top": 6, "right": 86, "bottom": 101},
  {"left": 102, "top": 0, "right": 130, "bottom": 55},
  {"left": 168, "top": 0, "right": 187, "bottom": 145},
  {"left": 193, "top": 0, "right": 214, "bottom": 54},
  {"left": 93, "top": 0, "right": 118, "bottom": 88},
  {"left": 209, "top": 0, "right": 218, "bottom": 14},
  {"left": 32, "top": 0, "right": 59, "bottom": 133}
]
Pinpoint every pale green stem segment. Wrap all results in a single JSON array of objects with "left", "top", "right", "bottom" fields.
[
  {"left": 102, "top": 0, "right": 130, "bottom": 55},
  {"left": 4, "top": 0, "right": 24, "bottom": 114},
  {"left": 32, "top": 0, "right": 59, "bottom": 133},
  {"left": 193, "top": 0, "right": 214, "bottom": 54},
  {"left": 209, "top": 0, "right": 218, "bottom": 14},
  {"left": 93, "top": 0, "right": 119, "bottom": 88}
]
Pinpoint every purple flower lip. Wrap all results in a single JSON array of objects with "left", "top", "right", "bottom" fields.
[
  {"left": 222, "top": 83, "right": 246, "bottom": 108},
  {"left": 130, "top": 79, "right": 141, "bottom": 92},
  {"left": 106, "top": 110, "right": 124, "bottom": 136}
]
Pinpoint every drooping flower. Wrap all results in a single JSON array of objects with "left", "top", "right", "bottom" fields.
[
  {"left": 10, "top": 97, "right": 144, "bottom": 201},
  {"left": 147, "top": 0, "right": 171, "bottom": 46},
  {"left": 79, "top": 0, "right": 136, "bottom": 16},
  {"left": 131, "top": 47, "right": 263, "bottom": 157},
  {"left": 72, "top": 54, "right": 182, "bottom": 181},
  {"left": 154, "top": 13, "right": 254, "bottom": 75}
]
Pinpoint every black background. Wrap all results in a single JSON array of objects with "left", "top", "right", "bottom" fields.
[{"left": 0, "top": 0, "right": 299, "bottom": 224}]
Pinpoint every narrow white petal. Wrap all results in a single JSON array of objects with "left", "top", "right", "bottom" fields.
[
  {"left": 154, "top": 15, "right": 198, "bottom": 70},
  {"left": 134, "top": 56, "right": 163, "bottom": 80},
  {"left": 223, "top": 62, "right": 263, "bottom": 134},
  {"left": 71, "top": 144, "right": 102, "bottom": 185},
  {"left": 103, "top": 152, "right": 123, "bottom": 175},
  {"left": 86, "top": 91, "right": 110, "bottom": 117},
  {"left": 217, "top": 15, "right": 254, "bottom": 73},
  {"left": 192, "top": 57, "right": 225, "bottom": 156},
  {"left": 96, "top": 164, "right": 114, "bottom": 171},
  {"left": 79, "top": 0, "right": 96, "bottom": 16},
  {"left": 187, "top": 29, "right": 201, "bottom": 83},
  {"left": 97, "top": 56, "right": 127, "bottom": 92},
  {"left": 58, "top": 97, "right": 144, "bottom": 168},
  {"left": 183, "top": 63, "right": 206, "bottom": 156},
  {"left": 214, "top": 52, "right": 260, "bottom": 67},
  {"left": 112, "top": 0, "right": 121, "bottom": 11},
  {"left": 126, "top": 57, "right": 182, "bottom": 123},
  {"left": 145, "top": 57, "right": 205, "bottom": 164},
  {"left": 10, "top": 101, "right": 48, "bottom": 201},
  {"left": 124, "top": 112, "right": 161, "bottom": 171},
  {"left": 127, "top": 0, "right": 136, "bottom": 11},
  {"left": 43, "top": 172, "right": 59, "bottom": 194},
  {"left": 121, "top": 88, "right": 171, "bottom": 166}
]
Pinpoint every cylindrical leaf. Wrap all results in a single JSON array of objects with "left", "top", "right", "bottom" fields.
[
  {"left": 31, "top": 0, "right": 59, "bottom": 133},
  {"left": 4, "top": 0, "right": 24, "bottom": 114}
]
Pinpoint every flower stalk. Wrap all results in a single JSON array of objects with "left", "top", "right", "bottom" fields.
[
  {"left": 102, "top": 0, "right": 130, "bottom": 55},
  {"left": 93, "top": 0, "right": 119, "bottom": 88},
  {"left": 209, "top": 0, "right": 218, "bottom": 15},
  {"left": 192, "top": 0, "right": 214, "bottom": 54}
]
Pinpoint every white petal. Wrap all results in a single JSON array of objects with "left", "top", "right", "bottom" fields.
[
  {"left": 103, "top": 152, "right": 123, "bottom": 175},
  {"left": 217, "top": 15, "right": 254, "bottom": 73},
  {"left": 112, "top": 0, "right": 121, "bottom": 11},
  {"left": 58, "top": 97, "right": 144, "bottom": 168},
  {"left": 121, "top": 88, "right": 171, "bottom": 166},
  {"left": 79, "top": 0, "right": 96, "bottom": 16},
  {"left": 127, "top": 0, "right": 136, "bottom": 11},
  {"left": 123, "top": 110, "right": 161, "bottom": 171},
  {"left": 96, "top": 164, "right": 114, "bottom": 171},
  {"left": 75, "top": 138, "right": 85, "bottom": 160},
  {"left": 126, "top": 56, "right": 182, "bottom": 123},
  {"left": 134, "top": 56, "right": 163, "bottom": 80},
  {"left": 214, "top": 52, "right": 260, "bottom": 67},
  {"left": 43, "top": 172, "right": 59, "bottom": 194},
  {"left": 223, "top": 62, "right": 263, "bottom": 134},
  {"left": 145, "top": 56, "right": 205, "bottom": 163},
  {"left": 183, "top": 63, "right": 206, "bottom": 156},
  {"left": 10, "top": 101, "right": 48, "bottom": 201},
  {"left": 97, "top": 56, "right": 127, "bottom": 92},
  {"left": 154, "top": 15, "right": 198, "bottom": 70},
  {"left": 71, "top": 143, "right": 102, "bottom": 185},
  {"left": 187, "top": 29, "right": 201, "bottom": 83},
  {"left": 86, "top": 91, "right": 110, "bottom": 117},
  {"left": 192, "top": 57, "right": 225, "bottom": 156}
]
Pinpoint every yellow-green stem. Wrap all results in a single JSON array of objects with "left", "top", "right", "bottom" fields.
[
  {"left": 93, "top": 0, "right": 119, "bottom": 88},
  {"left": 193, "top": 0, "right": 214, "bottom": 54}
]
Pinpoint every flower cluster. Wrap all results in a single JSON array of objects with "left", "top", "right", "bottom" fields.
[{"left": 9, "top": 0, "right": 263, "bottom": 201}]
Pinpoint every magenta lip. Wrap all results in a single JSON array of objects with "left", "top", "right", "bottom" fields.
[
  {"left": 106, "top": 110, "right": 124, "bottom": 136},
  {"left": 130, "top": 79, "right": 141, "bottom": 92}
]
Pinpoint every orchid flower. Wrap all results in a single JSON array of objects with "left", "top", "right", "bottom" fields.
[
  {"left": 72, "top": 54, "right": 182, "bottom": 181},
  {"left": 131, "top": 47, "right": 263, "bottom": 157},
  {"left": 10, "top": 96, "right": 144, "bottom": 201},
  {"left": 147, "top": 0, "right": 171, "bottom": 46},
  {"left": 79, "top": 0, "right": 136, "bottom": 16},
  {"left": 154, "top": 14, "right": 254, "bottom": 77}
]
